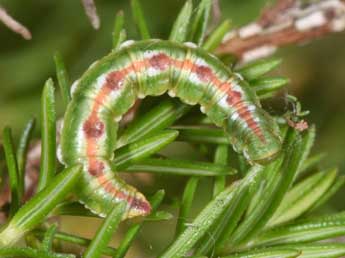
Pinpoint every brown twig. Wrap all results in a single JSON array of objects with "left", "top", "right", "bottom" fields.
[
  {"left": 211, "top": 0, "right": 222, "bottom": 27},
  {"left": 0, "top": 5, "right": 31, "bottom": 40},
  {"left": 217, "top": 0, "right": 345, "bottom": 63},
  {"left": 81, "top": 0, "right": 100, "bottom": 30}
]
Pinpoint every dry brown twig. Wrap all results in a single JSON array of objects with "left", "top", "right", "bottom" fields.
[
  {"left": 211, "top": 0, "right": 222, "bottom": 27},
  {"left": 81, "top": 0, "right": 100, "bottom": 30},
  {"left": 0, "top": 0, "right": 100, "bottom": 41},
  {"left": 217, "top": 0, "right": 345, "bottom": 63},
  {"left": 0, "top": 5, "right": 31, "bottom": 40}
]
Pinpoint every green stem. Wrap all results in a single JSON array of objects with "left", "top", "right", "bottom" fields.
[{"left": 0, "top": 165, "right": 81, "bottom": 246}]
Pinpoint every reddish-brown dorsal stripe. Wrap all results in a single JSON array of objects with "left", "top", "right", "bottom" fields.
[
  {"left": 149, "top": 53, "right": 170, "bottom": 70},
  {"left": 83, "top": 119, "right": 104, "bottom": 138},
  {"left": 88, "top": 158, "right": 105, "bottom": 176},
  {"left": 106, "top": 71, "right": 125, "bottom": 90},
  {"left": 235, "top": 102, "right": 265, "bottom": 142},
  {"left": 130, "top": 197, "right": 151, "bottom": 212},
  {"left": 83, "top": 52, "right": 265, "bottom": 206},
  {"left": 86, "top": 157, "right": 151, "bottom": 214}
]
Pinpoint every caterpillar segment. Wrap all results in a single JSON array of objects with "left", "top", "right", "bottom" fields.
[{"left": 60, "top": 39, "right": 282, "bottom": 219}]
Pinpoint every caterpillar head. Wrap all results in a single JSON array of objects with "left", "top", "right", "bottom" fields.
[
  {"left": 242, "top": 130, "right": 282, "bottom": 165},
  {"left": 226, "top": 107, "right": 282, "bottom": 165}
]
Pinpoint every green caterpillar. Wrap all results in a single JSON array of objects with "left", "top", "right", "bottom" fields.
[{"left": 59, "top": 39, "right": 282, "bottom": 219}]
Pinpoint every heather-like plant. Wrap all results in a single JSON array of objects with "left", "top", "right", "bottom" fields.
[{"left": 0, "top": 1, "right": 345, "bottom": 258}]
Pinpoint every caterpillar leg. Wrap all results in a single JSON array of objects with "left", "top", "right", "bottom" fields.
[{"left": 77, "top": 157, "right": 151, "bottom": 218}]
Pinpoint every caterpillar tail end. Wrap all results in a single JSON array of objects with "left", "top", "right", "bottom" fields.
[
  {"left": 126, "top": 191, "right": 152, "bottom": 219},
  {"left": 77, "top": 159, "right": 151, "bottom": 219},
  {"left": 79, "top": 181, "right": 152, "bottom": 219}
]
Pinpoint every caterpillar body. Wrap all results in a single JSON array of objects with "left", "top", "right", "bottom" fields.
[{"left": 60, "top": 39, "right": 282, "bottom": 219}]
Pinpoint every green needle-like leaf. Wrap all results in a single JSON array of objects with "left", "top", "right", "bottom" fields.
[
  {"left": 114, "top": 130, "right": 179, "bottom": 170},
  {"left": 38, "top": 79, "right": 56, "bottom": 191},
  {"left": 214, "top": 167, "right": 264, "bottom": 253},
  {"left": 159, "top": 166, "right": 262, "bottom": 258},
  {"left": 161, "top": 184, "right": 238, "bottom": 258},
  {"left": 203, "top": 20, "right": 231, "bottom": 52},
  {"left": 54, "top": 53, "right": 70, "bottom": 108},
  {"left": 25, "top": 232, "right": 41, "bottom": 249},
  {"left": 145, "top": 210, "right": 173, "bottom": 221},
  {"left": 222, "top": 243, "right": 345, "bottom": 258},
  {"left": 114, "top": 190, "right": 165, "bottom": 258},
  {"left": 221, "top": 247, "right": 300, "bottom": 258},
  {"left": 0, "top": 248, "right": 40, "bottom": 258},
  {"left": 236, "top": 58, "right": 282, "bottom": 81},
  {"left": 112, "top": 10, "right": 126, "bottom": 50},
  {"left": 301, "top": 125, "right": 316, "bottom": 163},
  {"left": 0, "top": 247, "right": 75, "bottom": 258},
  {"left": 176, "top": 177, "right": 200, "bottom": 236},
  {"left": 213, "top": 145, "right": 229, "bottom": 197},
  {"left": 298, "top": 152, "right": 326, "bottom": 175},
  {"left": 246, "top": 130, "right": 305, "bottom": 234},
  {"left": 34, "top": 230, "right": 117, "bottom": 256},
  {"left": 268, "top": 168, "right": 338, "bottom": 227},
  {"left": 295, "top": 126, "right": 315, "bottom": 177},
  {"left": 174, "top": 125, "right": 229, "bottom": 145},
  {"left": 131, "top": 0, "right": 150, "bottom": 39},
  {"left": 117, "top": 100, "right": 190, "bottom": 148},
  {"left": 250, "top": 77, "right": 289, "bottom": 95},
  {"left": 307, "top": 175, "right": 345, "bottom": 213},
  {"left": 226, "top": 129, "right": 304, "bottom": 249},
  {"left": 169, "top": 0, "right": 193, "bottom": 42},
  {"left": 83, "top": 202, "right": 126, "bottom": 258},
  {"left": 258, "top": 92, "right": 276, "bottom": 100},
  {"left": 248, "top": 212, "right": 345, "bottom": 248},
  {"left": 285, "top": 243, "right": 345, "bottom": 258},
  {"left": 41, "top": 224, "right": 57, "bottom": 251},
  {"left": 0, "top": 165, "right": 81, "bottom": 246},
  {"left": 195, "top": 166, "right": 257, "bottom": 256},
  {"left": 188, "top": 0, "right": 212, "bottom": 45},
  {"left": 52, "top": 201, "right": 97, "bottom": 217},
  {"left": 124, "top": 158, "right": 236, "bottom": 176},
  {"left": 2, "top": 126, "right": 20, "bottom": 216},
  {"left": 16, "top": 118, "right": 35, "bottom": 198},
  {"left": 175, "top": 122, "right": 285, "bottom": 146},
  {"left": 226, "top": 156, "right": 284, "bottom": 250}
]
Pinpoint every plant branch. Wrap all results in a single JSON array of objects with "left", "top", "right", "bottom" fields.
[
  {"left": 0, "top": 5, "right": 31, "bottom": 40},
  {"left": 216, "top": 0, "right": 345, "bottom": 63},
  {"left": 81, "top": 0, "right": 100, "bottom": 30}
]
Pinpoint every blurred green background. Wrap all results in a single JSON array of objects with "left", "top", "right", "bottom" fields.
[{"left": 0, "top": 0, "right": 345, "bottom": 256}]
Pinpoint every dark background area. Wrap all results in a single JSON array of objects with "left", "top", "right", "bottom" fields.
[{"left": 0, "top": 0, "right": 344, "bottom": 256}]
